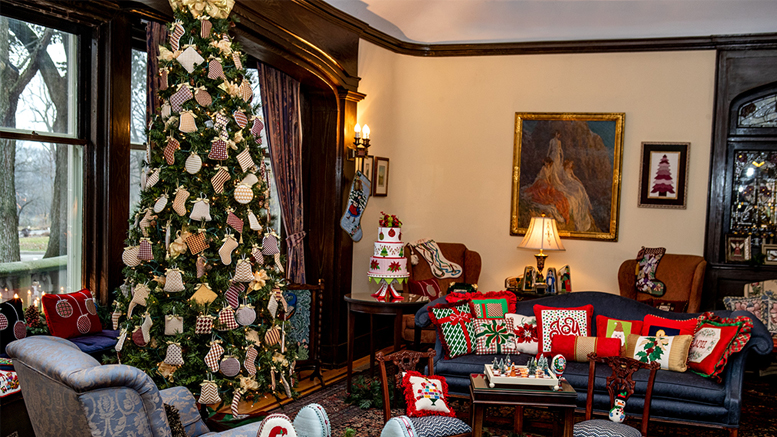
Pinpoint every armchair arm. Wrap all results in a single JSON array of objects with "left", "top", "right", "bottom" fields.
[
  {"left": 617, "top": 259, "right": 638, "bottom": 300},
  {"left": 686, "top": 259, "right": 707, "bottom": 313},
  {"left": 160, "top": 386, "right": 211, "bottom": 436},
  {"left": 463, "top": 250, "right": 482, "bottom": 285},
  {"left": 415, "top": 296, "right": 448, "bottom": 328}
]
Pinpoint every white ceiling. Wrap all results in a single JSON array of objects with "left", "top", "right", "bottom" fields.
[{"left": 322, "top": 0, "right": 777, "bottom": 44}]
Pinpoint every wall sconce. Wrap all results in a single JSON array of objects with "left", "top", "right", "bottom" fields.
[{"left": 351, "top": 123, "right": 371, "bottom": 173}]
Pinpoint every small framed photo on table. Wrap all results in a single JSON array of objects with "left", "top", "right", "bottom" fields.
[
  {"left": 373, "top": 157, "right": 390, "bottom": 196},
  {"left": 638, "top": 142, "right": 690, "bottom": 209},
  {"left": 763, "top": 244, "right": 777, "bottom": 265},
  {"left": 522, "top": 266, "right": 536, "bottom": 292},
  {"left": 726, "top": 234, "right": 751, "bottom": 262}
]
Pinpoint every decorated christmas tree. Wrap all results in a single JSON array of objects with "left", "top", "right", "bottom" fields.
[
  {"left": 113, "top": 0, "right": 296, "bottom": 415},
  {"left": 651, "top": 154, "right": 675, "bottom": 197}
]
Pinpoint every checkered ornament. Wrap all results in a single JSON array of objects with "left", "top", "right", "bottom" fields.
[
  {"left": 234, "top": 259, "right": 254, "bottom": 282},
  {"left": 209, "top": 138, "right": 228, "bottom": 161},
  {"left": 170, "top": 85, "right": 193, "bottom": 112},
  {"left": 217, "top": 307, "right": 239, "bottom": 331},
  {"left": 195, "top": 314, "right": 214, "bottom": 335},
  {"left": 227, "top": 211, "right": 243, "bottom": 234},
  {"left": 204, "top": 341, "right": 224, "bottom": 372},
  {"left": 138, "top": 238, "right": 154, "bottom": 261},
  {"left": 153, "top": 194, "right": 168, "bottom": 213},
  {"left": 164, "top": 343, "right": 184, "bottom": 366},
  {"left": 194, "top": 87, "right": 212, "bottom": 106},
  {"left": 236, "top": 305, "right": 256, "bottom": 326},
  {"left": 123, "top": 246, "right": 141, "bottom": 267},
  {"left": 244, "top": 346, "right": 258, "bottom": 375},
  {"left": 232, "top": 52, "right": 243, "bottom": 70},
  {"left": 262, "top": 233, "right": 280, "bottom": 255},
  {"left": 208, "top": 58, "right": 226, "bottom": 80},
  {"left": 164, "top": 268, "right": 185, "bottom": 292},
  {"left": 186, "top": 231, "right": 208, "bottom": 255}
]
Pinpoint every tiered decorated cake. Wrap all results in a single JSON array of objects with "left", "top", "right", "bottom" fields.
[{"left": 368, "top": 213, "right": 409, "bottom": 301}]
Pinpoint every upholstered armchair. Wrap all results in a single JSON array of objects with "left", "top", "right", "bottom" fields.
[
  {"left": 617, "top": 254, "right": 706, "bottom": 313},
  {"left": 7, "top": 336, "right": 262, "bottom": 437},
  {"left": 402, "top": 242, "right": 482, "bottom": 344}
]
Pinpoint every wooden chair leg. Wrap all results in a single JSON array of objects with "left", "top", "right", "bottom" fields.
[{"left": 729, "top": 428, "right": 738, "bottom": 437}]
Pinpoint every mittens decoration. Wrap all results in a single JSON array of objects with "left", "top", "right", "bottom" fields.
[
  {"left": 217, "top": 306, "right": 238, "bottom": 331},
  {"left": 251, "top": 116, "right": 264, "bottom": 137},
  {"left": 264, "top": 325, "right": 281, "bottom": 347},
  {"left": 194, "top": 86, "right": 212, "bottom": 107},
  {"left": 132, "top": 326, "right": 146, "bottom": 347},
  {"left": 165, "top": 342, "right": 184, "bottom": 366},
  {"left": 241, "top": 173, "right": 259, "bottom": 188},
  {"left": 204, "top": 341, "right": 224, "bottom": 372},
  {"left": 219, "top": 233, "right": 238, "bottom": 265},
  {"left": 190, "top": 198, "right": 212, "bottom": 221},
  {"left": 173, "top": 186, "right": 190, "bottom": 216},
  {"left": 138, "top": 238, "right": 154, "bottom": 261},
  {"left": 209, "top": 138, "right": 228, "bottom": 161},
  {"left": 198, "top": 379, "right": 221, "bottom": 405},
  {"left": 139, "top": 209, "right": 157, "bottom": 237},
  {"left": 165, "top": 314, "right": 184, "bottom": 335},
  {"left": 111, "top": 304, "right": 123, "bottom": 330},
  {"left": 195, "top": 314, "right": 214, "bottom": 334},
  {"left": 123, "top": 246, "right": 141, "bottom": 267},
  {"left": 164, "top": 268, "right": 185, "bottom": 292},
  {"left": 141, "top": 313, "right": 153, "bottom": 343}
]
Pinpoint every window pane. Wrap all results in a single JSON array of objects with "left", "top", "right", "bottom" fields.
[
  {"left": 0, "top": 140, "right": 82, "bottom": 305},
  {"left": 131, "top": 48, "right": 147, "bottom": 144},
  {"left": 129, "top": 149, "right": 145, "bottom": 216},
  {"left": 0, "top": 16, "right": 77, "bottom": 136}
]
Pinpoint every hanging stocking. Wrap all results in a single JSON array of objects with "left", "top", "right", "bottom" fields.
[
  {"left": 177, "top": 45, "right": 205, "bottom": 74},
  {"left": 115, "top": 328, "right": 128, "bottom": 352},
  {"left": 240, "top": 79, "right": 253, "bottom": 103},
  {"left": 211, "top": 166, "right": 231, "bottom": 193},
  {"left": 339, "top": 170, "right": 371, "bottom": 242},
  {"left": 209, "top": 138, "right": 228, "bottom": 161},
  {"left": 123, "top": 246, "right": 141, "bottom": 267},
  {"left": 219, "top": 234, "right": 239, "bottom": 265},
  {"left": 195, "top": 314, "right": 214, "bottom": 334},
  {"left": 173, "top": 186, "right": 190, "bottom": 216},
  {"left": 196, "top": 255, "right": 207, "bottom": 278},
  {"left": 233, "top": 184, "right": 253, "bottom": 204},
  {"left": 146, "top": 168, "right": 160, "bottom": 189},
  {"left": 208, "top": 57, "right": 226, "bottom": 80},
  {"left": 127, "top": 283, "right": 150, "bottom": 318},
  {"left": 190, "top": 198, "right": 212, "bottom": 221},
  {"left": 225, "top": 282, "right": 244, "bottom": 309},
  {"left": 164, "top": 267, "right": 185, "bottom": 292},
  {"left": 241, "top": 173, "right": 259, "bottom": 187},
  {"left": 170, "top": 20, "right": 184, "bottom": 51},
  {"left": 280, "top": 373, "right": 292, "bottom": 398},
  {"left": 217, "top": 306, "right": 239, "bottom": 331},
  {"left": 190, "top": 283, "right": 218, "bottom": 305},
  {"left": 170, "top": 84, "right": 194, "bottom": 112},
  {"left": 111, "top": 305, "right": 123, "bottom": 330},
  {"left": 186, "top": 230, "right": 208, "bottom": 255},
  {"left": 132, "top": 326, "right": 146, "bottom": 347},
  {"left": 247, "top": 209, "right": 262, "bottom": 232},
  {"left": 165, "top": 342, "right": 184, "bottom": 366},
  {"left": 251, "top": 116, "right": 264, "bottom": 137},
  {"left": 233, "top": 110, "right": 248, "bottom": 128},
  {"left": 153, "top": 194, "right": 169, "bottom": 213},
  {"left": 220, "top": 355, "right": 240, "bottom": 377},
  {"left": 164, "top": 136, "right": 180, "bottom": 165},
  {"left": 159, "top": 68, "right": 169, "bottom": 92},
  {"left": 141, "top": 313, "right": 153, "bottom": 343},
  {"left": 199, "top": 379, "right": 221, "bottom": 405},
  {"left": 214, "top": 111, "right": 229, "bottom": 130},
  {"left": 236, "top": 148, "right": 255, "bottom": 172},
  {"left": 179, "top": 110, "right": 197, "bottom": 133},
  {"left": 232, "top": 51, "right": 243, "bottom": 70},
  {"left": 139, "top": 209, "right": 157, "bottom": 237},
  {"left": 165, "top": 314, "right": 184, "bottom": 335},
  {"left": 231, "top": 389, "right": 248, "bottom": 420},
  {"left": 204, "top": 341, "right": 224, "bottom": 372},
  {"left": 138, "top": 238, "right": 154, "bottom": 261},
  {"left": 244, "top": 346, "right": 258, "bottom": 375}
]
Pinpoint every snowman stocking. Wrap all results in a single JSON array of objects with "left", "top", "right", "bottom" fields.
[{"left": 339, "top": 170, "right": 370, "bottom": 242}]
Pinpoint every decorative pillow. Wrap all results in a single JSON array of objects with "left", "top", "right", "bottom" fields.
[
  {"left": 445, "top": 290, "right": 517, "bottom": 313},
  {"left": 766, "top": 296, "right": 777, "bottom": 335},
  {"left": 407, "top": 279, "right": 442, "bottom": 299},
  {"left": 292, "top": 403, "right": 331, "bottom": 437},
  {"left": 41, "top": 289, "right": 103, "bottom": 339},
  {"left": 534, "top": 304, "right": 594, "bottom": 355},
  {"left": 473, "top": 319, "right": 517, "bottom": 355},
  {"left": 635, "top": 246, "right": 667, "bottom": 297},
  {"left": 689, "top": 312, "right": 753, "bottom": 381},
  {"left": 595, "top": 316, "right": 643, "bottom": 348},
  {"left": 0, "top": 299, "right": 26, "bottom": 354},
  {"left": 0, "top": 370, "right": 21, "bottom": 398},
  {"left": 723, "top": 295, "right": 768, "bottom": 329},
  {"left": 641, "top": 298, "right": 690, "bottom": 313},
  {"left": 256, "top": 413, "right": 298, "bottom": 437},
  {"left": 623, "top": 333, "right": 693, "bottom": 372},
  {"left": 551, "top": 335, "right": 621, "bottom": 362},
  {"left": 402, "top": 371, "right": 455, "bottom": 417},
  {"left": 468, "top": 299, "right": 508, "bottom": 319},
  {"left": 505, "top": 314, "right": 538, "bottom": 354},
  {"left": 428, "top": 301, "right": 476, "bottom": 359},
  {"left": 641, "top": 314, "right": 698, "bottom": 337}
]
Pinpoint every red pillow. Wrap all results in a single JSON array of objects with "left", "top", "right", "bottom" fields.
[
  {"left": 407, "top": 279, "right": 442, "bottom": 299},
  {"left": 445, "top": 290, "right": 518, "bottom": 313},
  {"left": 551, "top": 335, "right": 621, "bottom": 362},
  {"left": 596, "top": 316, "right": 643, "bottom": 348},
  {"left": 641, "top": 314, "right": 699, "bottom": 337},
  {"left": 402, "top": 371, "right": 456, "bottom": 417},
  {"left": 688, "top": 312, "right": 753, "bottom": 381},
  {"left": 534, "top": 304, "right": 594, "bottom": 356},
  {"left": 42, "top": 289, "right": 103, "bottom": 339}
]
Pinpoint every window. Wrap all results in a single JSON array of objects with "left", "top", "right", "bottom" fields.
[
  {"left": 129, "top": 47, "right": 147, "bottom": 215},
  {"left": 0, "top": 16, "right": 83, "bottom": 304}
]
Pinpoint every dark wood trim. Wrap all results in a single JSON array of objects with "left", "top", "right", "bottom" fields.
[
  {"left": 0, "top": 131, "right": 87, "bottom": 146},
  {"left": 0, "top": 0, "right": 118, "bottom": 27},
  {"left": 297, "top": 0, "right": 777, "bottom": 56}
]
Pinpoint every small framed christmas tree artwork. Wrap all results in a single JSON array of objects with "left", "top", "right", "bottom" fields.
[{"left": 638, "top": 142, "right": 690, "bottom": 209}]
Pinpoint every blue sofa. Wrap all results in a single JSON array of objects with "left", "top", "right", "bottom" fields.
[{"left": 415, "top": 291, "right": 773, "bottom": 436}]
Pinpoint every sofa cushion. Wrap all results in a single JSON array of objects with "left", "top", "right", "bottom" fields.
[
  {"left": 473, "top": 319, "right": 516, "bottom": 355},
  {"left": 402, "top": 371, "right": 455, "bottom": 418},
  {"left": 689, "top": 312, "right": 753, "bottom": 382},
  {"left": 534, "top": 304, "right": 593, "bottom": 355},
  {"left": 505, "top": 313, "right": 539, "bottom": 355},
  {"left": 428, "top": 301, "right": 476, "bottom": 359},
  {"left": 446, "top": 290, "right": 517, "bottom": 313},
  {"left": 623, "top": 334, "right": 693, "bottom": 372},
  {"left": 69, "top": 330, "right": 120, "bottom": 356},
  {"left": 641, "top": 314, "right": 699, "bottom": 336},
  {"left": 551, "top": 335, "right": 620, "bottom": 362},
  {"left": 42, "top": 290, "right": 103, "bottom": 339},
  {"left": 596, "top": 315, "right": 643, "bottom": 349}
]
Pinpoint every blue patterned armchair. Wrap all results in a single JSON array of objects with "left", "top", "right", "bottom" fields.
[{"left": 7, "top": 336, "right": 262, "bottom": 437}]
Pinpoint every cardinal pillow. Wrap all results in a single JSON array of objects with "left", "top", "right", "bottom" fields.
[
  {"left": 256, "top": 413, "right": 298, "bottom": 437},
  {"left": 505, "top": 313, "right": 539, "bottom": 354},
  {"left": 41, "top": 289, "right": 103, "bottom": 339},
  {"left": 534, "top": 304, "right": 594, "bottom": 355},
  {"left": 596, "top": 316, "right": 643, "bottom": 349},
  {"left": 688, "top": 312, "right": 753, "bottom": 381},
  {"left": 641, "top": 314, "right": 699, "bottom": 337},
  {"left": 402, "top": 371, "right": 456, "bottom": 417}
]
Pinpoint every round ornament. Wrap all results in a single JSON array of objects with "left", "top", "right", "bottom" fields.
[
  {"left": 85, "top": 298, "right": 97, "bottom": 315},
  {"left": 236, "top": 305, "right": 256, "bottom": 326},
  {"left": 0, "top": 313, "right": 6, "bottom": 330},
  {"left": 56, "top": 299, "right": 74, "bottom": 318},
  {"left": 13, "top": 320, "right": 26, "bottom": 340},
  {"left": 77, "top": 314, "right": 91, "bottom": 334},
  {"left": 220, "top": 355, "right": 240, "bottom": 377},
  {"left": 153, "top": 195, "right": 168, "bottom": 213},
  {"left": 185, "top": 153, "right": 203, "bottom": 174},
  {"left": 234, "top": 184, "right": 253, "bottom": 204},
  {"left": 552, "top": 354, "right": 567, "bottom": 376}
]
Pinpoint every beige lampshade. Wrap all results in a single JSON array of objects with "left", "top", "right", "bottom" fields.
[{"left": 518, "top": 216, "right": 565, "bottom": 251}]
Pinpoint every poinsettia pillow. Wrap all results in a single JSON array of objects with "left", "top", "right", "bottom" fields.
[
  {"left": 402, "top": 371, "right": 456, "bottom": 417},
  {"left": 41, "top": 289, "right": 103, "bottom": 339},
  {"left": 688, "top": 312, "right": 753, "bottom": 381},
  {"left": 473, "top": 319, "right": 517, "bottom": 355},
  {"left": 428, "top": 301, "right": 476, "bottom": 359},
  {"left": 534, "top": 304, "right": 594, "bottom": 355},
  {"left": 505, "top": 313, "right": 539, "bottom": 354}
]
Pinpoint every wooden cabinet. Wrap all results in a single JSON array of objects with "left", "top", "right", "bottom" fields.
[{"left": 703, "top": 48, "right": 777, "bottom": 310}]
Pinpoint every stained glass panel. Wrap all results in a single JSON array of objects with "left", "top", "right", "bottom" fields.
[
  {"left": 738, "top": 93, "right": 777, "bottom": 128},
  {"left": 730, "top": 151, "right": 777, "bottom": 258}
]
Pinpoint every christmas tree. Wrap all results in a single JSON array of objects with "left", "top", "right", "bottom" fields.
[
  {"left": 113, "top": 0, "right": 296, "bottom": 414},
  {"left": 651, "top": 154, "right": 675, "bottom": 197}
]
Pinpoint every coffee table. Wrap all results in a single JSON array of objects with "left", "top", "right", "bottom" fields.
[{"left": 469, "top": 373, "right": 577, "bottom": 437}]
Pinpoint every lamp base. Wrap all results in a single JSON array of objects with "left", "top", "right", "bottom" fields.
[{"left": 534, "top": 252, "right": 548, "bottom": 275}]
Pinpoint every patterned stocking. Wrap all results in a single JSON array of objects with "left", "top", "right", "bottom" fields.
[
  {"left": 339, "top": 171, "right": 370, "bottom": 242},
  {"left": 219, "top": 234, "right": 239, "bottom": 265},
  {"left": 244, "top": 346, "right": 258, "bottom": 375},
  {"left": 204, "top": 341, "right": 224, "bottom": 373}
]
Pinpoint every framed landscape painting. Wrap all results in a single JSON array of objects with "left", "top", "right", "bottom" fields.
[
  {"left": 638, "top": 142, "right": 690, "bottom": 209},
  {"left": 510, "top": 112, "right": 625, "bottom": 241}
]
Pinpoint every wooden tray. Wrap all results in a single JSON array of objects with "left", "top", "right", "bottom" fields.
[{"left": 484, "top": 364, "right": 559, "bottom": 388}]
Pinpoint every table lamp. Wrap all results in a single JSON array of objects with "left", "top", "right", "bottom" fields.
[{"left": 518, "top": 215, "right": 565, "bottom": 279}]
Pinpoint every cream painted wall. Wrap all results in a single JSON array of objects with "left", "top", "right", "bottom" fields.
[{"left": 352, "top": 40, "right": 716, "bottom": 294}]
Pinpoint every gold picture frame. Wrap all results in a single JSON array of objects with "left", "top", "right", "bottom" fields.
[{"left": 510, "top": 112, "right": 625, "bottom": 241}]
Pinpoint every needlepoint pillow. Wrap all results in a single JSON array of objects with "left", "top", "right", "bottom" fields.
[
  {"left": 468, "top": 299, "right": 508, "bottom": 319},
  {"left": 595, "top": 316, "right": 643, "bottom": 348},
  {"left": 445, "top": 290, "right": 517, "bottom": 313},
  {"left": 505, "top": 313, "right": 539, "bottom": 354},
  {"left": 641, "top": 314, "right": 699, "bottom": 337},
  {"left": 688, "top": 312, "right": 753, "bottom": 381},
  {"left": 402, "top": 371, "right": 455, "bottom": 418},
  {"left": 534, "top": 304, "right": 594, "bottom": 355},
  {"left": 407, "top": 279, "right": 442, "bottom": 299},
  {"left": 551, "top": 335, "right": 621, "bottom": 362},
  {"left": 428, "top": 301, "right": 476, "bottom": 359},
  {"left": 0, "top": 299, "right": 26, "bottom": 354},
  {"left": 623, "top": 333, "right": 693, "bottom": 372},
  {"left": 723, "top": 295, "right": 768, "bottom": 329},
  {"left": 41, "top": 289, "right": 103, "bottom": 339},
  {"left": 473, "top": 319, "right": 517, "bottom": 355}
]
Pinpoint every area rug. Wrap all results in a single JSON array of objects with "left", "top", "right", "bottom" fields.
[{"left": 269, "top": 372, "right": 777, "bottom": 437}]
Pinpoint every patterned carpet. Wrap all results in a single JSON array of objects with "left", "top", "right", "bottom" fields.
[{"left": 268, "top": 371, "right": 777, "bottom": 437}]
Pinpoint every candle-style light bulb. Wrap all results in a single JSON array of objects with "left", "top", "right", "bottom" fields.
[
  {"left": 354, "top": 123, "right": 361, "bottom": 139},
  {"left": 363, "top": 125, "right": 370, "bottom": 140},
  {"left": 13, "top": 293, "right": 18, "bottom": 299}
]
